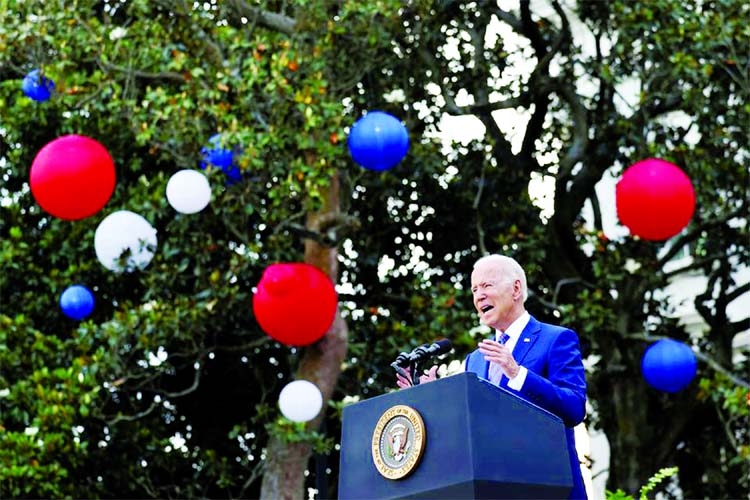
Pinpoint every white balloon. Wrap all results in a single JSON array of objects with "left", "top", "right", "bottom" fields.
[
  {"left": 166, "top": 169, "right": 211, "bottom": 214},
  {"left": 94, "top": 210, "right": 158, "bottom": 273},
  {"left": 278, "top": 380, "right": 323, "bottom": 423}
]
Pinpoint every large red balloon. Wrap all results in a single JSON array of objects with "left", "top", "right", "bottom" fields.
[
  {"left": 616, "top": 158, "right": 695, "bottom": 241},
  {"left": 253, "top": 263, "right": 338, "bottom": 346},
  {"left": 30, "top": 135, "right": 116, "bottom": 220}
]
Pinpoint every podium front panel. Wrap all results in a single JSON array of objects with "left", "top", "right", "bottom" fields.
[{"left": 338, "top": 372, "right": 572, "bottom": 499}]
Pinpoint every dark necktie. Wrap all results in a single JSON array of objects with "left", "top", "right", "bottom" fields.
[{"left": 488, "top": 333, "right": 510, "bottom": 384}]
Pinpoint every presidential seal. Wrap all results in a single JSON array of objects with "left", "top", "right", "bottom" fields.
[{"left": 371, "top": 405, "right": 426, "bottom": 480}]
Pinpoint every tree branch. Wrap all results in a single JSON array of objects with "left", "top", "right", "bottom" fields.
[
  {"left": 657, "top": 207, "right": 747, "bottom": 267},
  {"left": 555, "top": 82, "right": 589, "bottom": 182},
  {"left": 225, "top": 0, "right": 296, "bottom": 35},
  {"left": 692, "top": 350, "right": 750, "bottom": 389},
  {"left": 490, "top": 7, "right": 522, "bottom": 32},
  {"left": 520, "top": 0, "right": 546, "bottom": 56},
  {"left": 662, "top": 251, "right": 738, "bottom": 279},
  {"left": 729, "top": 317, "right": 750, "bottom": 336},
  {"left": 161, "top": 363, "right": 202, "bottom": 398},
  {"left": 105, "top": 400, "right": 159, "bottom": 426},
  {"left": 276, "top": 213, "right": 361, "bottom": 248},
  {"left": 416, "top": 45, "right": 528, "bottom": 117},
  {"left": 99, "top": 61, "right": 186, "bottom": 83}
]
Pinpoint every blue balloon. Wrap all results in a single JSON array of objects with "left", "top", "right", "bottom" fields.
[
  {"left": 59, "top": 285, "right": 95, "bottom": 321},
  {"left": 641, "top": 339, "right": 697, "bottom": 393},
  {"left": 22, "top": 69, "right": 55, "bottom": 102},
  {"left": 347, "top": 111, "right": 409, "bottom": 171},
  {"left": 200, "top": 134, "right": 242, "bottom": 182}
]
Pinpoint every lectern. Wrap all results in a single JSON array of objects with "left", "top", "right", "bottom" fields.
[{"left": 338, "top": 372, "right": 572, "bottom": 499}]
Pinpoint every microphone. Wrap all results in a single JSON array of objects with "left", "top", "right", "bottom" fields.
[
  {"left": 392, "top": 346, "right": 423, "bottom": 368},
  {"left": 392, "top": 339, "right": 453, "bottom": 368},
  {"left": 392, "top": 340, "right": 453, "bottom": 385},
  {"left": 410, "top": 339, "right": 453, "bottom": 362}
]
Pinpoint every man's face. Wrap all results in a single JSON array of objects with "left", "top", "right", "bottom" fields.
[{"left": 470, "top": 261, "right": 517, "bottom": 329}]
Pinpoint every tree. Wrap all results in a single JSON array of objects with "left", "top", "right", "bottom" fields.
[
  {"left": 1, "top": 1, "right": 747, "bottom": 499},
  {"left": 353, "top": 0, "right": 748, "bottom": 495},
  {"left": 2, "top": 1, "right": 393, "bottom": 498}
]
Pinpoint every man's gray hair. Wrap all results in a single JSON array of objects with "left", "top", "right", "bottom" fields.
[{"left": 474, "top": 254, "right": 528, "bottom": 302}]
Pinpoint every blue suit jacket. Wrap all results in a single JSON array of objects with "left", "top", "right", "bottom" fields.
[{"left": 465, "top": 315, "right": 588, "bottom": 500}]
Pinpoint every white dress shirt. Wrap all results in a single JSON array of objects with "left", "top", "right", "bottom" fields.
[{"left": 489, "top": 311, "right": 530, "bottom": 390}]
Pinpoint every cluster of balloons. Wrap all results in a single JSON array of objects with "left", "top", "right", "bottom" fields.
[
  {"left": 28, "top": 132, "right": 214, "bottom": 319},
  {"left": 615, "top": 160, "right": 699, "bottom": 390},
  {"left": 616, "top": 158, "right": 695, "bottom": 241},
  {"left": 29, "top": 107, "right": 406, "bottom": 317},
  {"left": 215, "top": 111, "right": 406, "bottom": 347},
  {"left": 22, "top": 69, "right": 55, "bottom": 102},
  {"left": 641, "top": 338, "right": 697, "bottom": 393},
  {"left": 23, "top": 81, "right": 382, "bottom": 425},
  {"left": 252, "top": 109, "right": 403, "bottom": 417}
]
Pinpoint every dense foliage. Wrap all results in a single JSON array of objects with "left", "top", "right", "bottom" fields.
[{"left": 1, "top": 1, "right": 747, "bottom": 499}]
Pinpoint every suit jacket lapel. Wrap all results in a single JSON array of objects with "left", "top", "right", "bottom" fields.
[{"left": 512, "top": 315, "right": 540, "bottom": 365}]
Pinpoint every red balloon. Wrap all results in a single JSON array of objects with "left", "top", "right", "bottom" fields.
[
  {"left": 30, "top": 135, "right": 116, "bottom": 220},
  {"left": 615, "top": 158, "right": 695, "bottom": 241},
  {"left": 253, "top": 263, "right": 338, "bottom": 346}
]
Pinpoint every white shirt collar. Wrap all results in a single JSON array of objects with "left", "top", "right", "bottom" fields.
[{"left": 495, "top": 311, "right": 530, "bottom": 342}]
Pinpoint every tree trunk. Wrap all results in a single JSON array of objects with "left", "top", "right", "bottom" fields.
[
  {"left": 259, "top": 170, "right": 348, "bottom": 500},
  {"left": 604, "top": 377, "right": 651, "bottom": 495},
  {"left": 259, "top": 440, "right": 315, "bottom": 500}
]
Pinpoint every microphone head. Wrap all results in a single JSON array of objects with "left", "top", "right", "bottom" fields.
[{"left": 432, "top": 338, "right": 453, "bottom": 355}]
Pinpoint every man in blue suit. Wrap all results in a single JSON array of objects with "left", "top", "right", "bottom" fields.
[{"left": 397, "top": 254, "right": 588, "bottom": 499}]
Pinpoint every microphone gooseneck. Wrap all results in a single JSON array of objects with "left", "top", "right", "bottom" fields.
[{"left": 390, "top": 352, "right": 411, "bottom": 380}]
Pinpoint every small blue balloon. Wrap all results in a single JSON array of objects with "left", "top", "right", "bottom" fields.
[
  {"left": 59, "top": 285, "right": 95, "bottom": 321},
  {"left": 200, "top": 134, "right": 241, "bottom": 182},
  {"left": 22, "top": 69, "right": 55, "bottom": 102},
  {"left": 641, "top": 339, "right": 697, "bottom": 393},
  {"left": 347, "top": 111, "right": 409, "bottom": 171}
]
